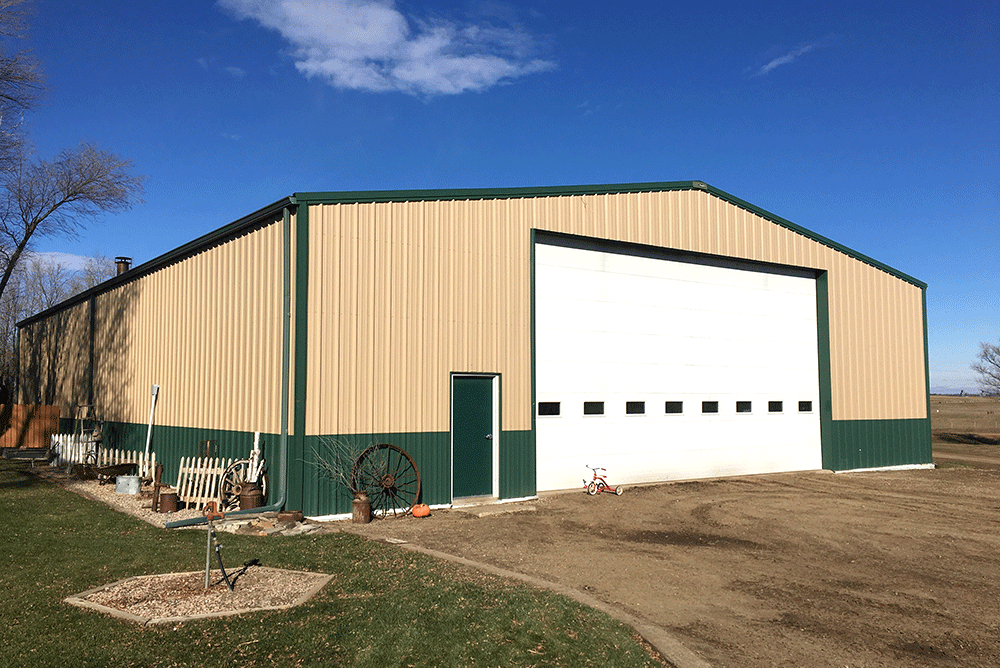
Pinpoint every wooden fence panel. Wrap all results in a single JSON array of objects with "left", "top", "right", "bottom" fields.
[
  {"left": 175, "top": 456, "right": 231, "bottom": 510},
  {"left": 0, "top": 404, "right": 59, "bottom": 450}
]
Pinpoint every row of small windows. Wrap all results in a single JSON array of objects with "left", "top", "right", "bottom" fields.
[{"left": 539, "top": 400, "right": 814, "bottom": 416}]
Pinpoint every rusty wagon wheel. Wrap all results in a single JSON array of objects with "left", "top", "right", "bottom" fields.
[
  {"left": 350, "top": 444, "right": 421, "bottom": 519},
  {"left": 219, "top": 459, "right": 269, "bottom": 512}
]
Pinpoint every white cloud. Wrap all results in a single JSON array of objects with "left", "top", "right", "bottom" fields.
[
  {"left": 754, "top": 41, "right": 822, "bottom": 76},
  {"left": 225, "top": 66, "right": 247, "bottom": 78},
  {"left": 218, "top": 0, "right": 554, "bottom": 96}
]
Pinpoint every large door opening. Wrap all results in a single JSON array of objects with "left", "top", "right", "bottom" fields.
[{"left": 534, "top": 237, "right": 822, "bottom": 491}]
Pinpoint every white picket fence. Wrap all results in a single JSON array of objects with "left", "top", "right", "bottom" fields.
[
  {"left": 175, "top": 456, "right": 233, "bottom": 510},
  {"left": 50, "top": 434, "right": 157, "bottom": 479}
]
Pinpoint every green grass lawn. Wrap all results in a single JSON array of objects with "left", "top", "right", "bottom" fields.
[{"left": 0, "top": 460, "right": 665, "bottom": 667}]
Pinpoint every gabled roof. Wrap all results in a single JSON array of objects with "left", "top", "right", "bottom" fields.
[{"left": 17, "top": 181, "right": 924, "bottom": 328}]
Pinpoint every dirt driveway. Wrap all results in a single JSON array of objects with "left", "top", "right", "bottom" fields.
[{"left": 342, "top": 468, "right": 1000, "bottom": 668}]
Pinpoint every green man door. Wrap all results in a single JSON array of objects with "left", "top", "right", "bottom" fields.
[{"left": 452, "top": 375, "right": 494, "bottom": 498}]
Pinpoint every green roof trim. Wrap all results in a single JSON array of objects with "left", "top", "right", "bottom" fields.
[
  {"left": 17, "top": 179, "right": 925, "bottom": 328},
  {"left": 291, "top": 180, "right": 698, "bottom": 204},
  {"left": 17, "top": 197, "right": 294, "bottom": 327}
]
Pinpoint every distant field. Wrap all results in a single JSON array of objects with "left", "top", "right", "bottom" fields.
[{"left": 930, "top": 394, "right": 1000, "bottom": 465}]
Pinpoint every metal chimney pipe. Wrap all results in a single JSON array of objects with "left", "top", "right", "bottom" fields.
[{"left": 115, "top": 256, "right": 132, "bottom": 275}]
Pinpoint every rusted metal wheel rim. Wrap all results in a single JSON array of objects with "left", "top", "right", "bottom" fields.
[{"left": 350, "top": 444, "right": 421, "bottom": 519}]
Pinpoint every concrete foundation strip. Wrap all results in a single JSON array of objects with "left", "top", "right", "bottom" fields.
[{"left": 390, "top": 539, "right": 713, "bottom": 668}]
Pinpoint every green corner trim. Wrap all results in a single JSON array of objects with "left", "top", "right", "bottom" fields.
[
  {"left": 816, "top": 272, "right": 835, "bottom": 469},
  {"left": 922, "top": 286, "right": 932, "bottom": 422},
  {"left": 289, "top": 204, "right": 310, "bottom": 512},
  {"left": 529, "top": 229, "right": 538, "bottom": 490}
]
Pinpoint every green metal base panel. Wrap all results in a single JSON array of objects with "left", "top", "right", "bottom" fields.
[
  {"left": 499, "top": 430, "right": 535, "bottom": 500},
  {"left": 824, "top": 418, "right": 932, "bottom": 471},
  {"left": 294, "top": 430, "right": 534, "bottom": 517},
  {"left": 296, "top": 432, "right": 450, "bottom": 517},
  {"left": 55, "top": 420, "right": 535, "bottom": 516}
]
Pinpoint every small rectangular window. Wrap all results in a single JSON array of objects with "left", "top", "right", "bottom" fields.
[
  {"left": 626, "top": 401, "right": 645, "bottom": 415},
  {"left": 665, "top": 401, "right": 683, "bottom": 414},
  {"left": 736, "top": 401, "right": 752, "bottom": 413},
  {"left": 702, "top": 401, "right": 719, "bottom": 414},
  {"left": 583, "top": 401, "right": 605, "bottom": 415},
  {"left": 798, "top": 400, "right": 813, "bottom": 413},
  {"left": 538, "top": 402, "right": 560, "bottom": 416},
  {"left": 769, "top": 401, "right": 783, "bottom": 413}
]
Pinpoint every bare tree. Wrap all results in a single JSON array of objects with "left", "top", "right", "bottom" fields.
[
  {"left": 0, "top": 145, "right": 144, "bottom": 303},
  {"left": 0, "top": 0, "right": 143, "bottom": 307},
  {"left": 972, "top": 341, "right": 1000, "bottom": 397},
  {"left": 20, "top": 255, "right": 71, "bottom": 313},
  {"left": 71, "top": 253, "right": 115, "bottom": 293},
  {"left": 0, "top": 251, "right": 115, "bottom": 402},
  {"left": 0, "top": 0, "right": 40, "bottom": 171},
  {"left": 0, "top": 1, "right": 142, "bottom": 404}
]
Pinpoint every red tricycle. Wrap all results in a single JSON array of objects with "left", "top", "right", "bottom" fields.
[{"left": 583, "top": 465, "right": 623, "bottom": 496}]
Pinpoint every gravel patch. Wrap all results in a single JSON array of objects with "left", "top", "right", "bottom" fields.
[
  {"left": 28, "top": 467, "right": 336, "bottom": 624},
  {"left": 67, "top": 567, "right": 334, "bottom": 624},
  {"left": 32, "top": 465, "right": 203, "bottom": 527}
]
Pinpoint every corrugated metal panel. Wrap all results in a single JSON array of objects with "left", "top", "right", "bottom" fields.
[
  {"left": 25, "top": 215, "right": 286, "bottom": 433},
  {"left": 827, "top": 418, "right": 932, "bottom": 470},
  {"left": 18, "top": 300, "right": 91, "bottom": 412},
  {"left": 498, "top": 430, "right": 535, "bottom": 499},
  {"left": 305, "top": 189, "right": 925, "bottom": 439}
]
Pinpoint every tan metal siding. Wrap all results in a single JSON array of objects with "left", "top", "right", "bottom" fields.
[
  {"left": 23, "top": 217, "right": 287, "bottom": 432},
  {"left": 18, "top": 300, "right": 90, "bottom": 413},
  {"left": 305, "top": 189, "right": 925, "bottom": 437}
]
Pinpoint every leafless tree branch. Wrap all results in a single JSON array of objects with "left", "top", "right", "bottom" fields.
[{"left": 972, "top": 341, "right": 1000, "bottom": 397}]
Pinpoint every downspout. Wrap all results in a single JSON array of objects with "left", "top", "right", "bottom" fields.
[
  {"left": 167, "top": 199, "right": 295, "bottom": 528},
  {"left": 13, "top": 327, "right": 18, "bottom": 404}
]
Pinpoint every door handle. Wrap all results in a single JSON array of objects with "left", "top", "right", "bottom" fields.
[{"left": 485, "top": 434, "right": 493, "bottom": 440}]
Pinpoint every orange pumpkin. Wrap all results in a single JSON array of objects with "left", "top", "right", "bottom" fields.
[{"left": 411, "top": 503, "right": 431, "bottom": 518}]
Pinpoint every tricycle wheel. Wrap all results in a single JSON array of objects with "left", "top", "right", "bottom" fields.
[
  {"left": 587, "top": 481, "right": 597, "bottom": 495},
  {"left": 615, "top": 485, "right": 623, "bottom": 496}
]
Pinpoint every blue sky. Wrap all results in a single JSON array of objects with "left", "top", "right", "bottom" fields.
[{"left": 23, "top": 0, "right": 999, "bottom": 393}]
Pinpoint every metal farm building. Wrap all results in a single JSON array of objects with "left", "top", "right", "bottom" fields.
[{"left": 17, "top": 182, "right": 931, "bottom": 516}]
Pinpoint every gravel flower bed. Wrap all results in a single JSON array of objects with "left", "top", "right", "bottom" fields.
[
  {"left": 29, "top": 465, "right": 336, "bottom": 624},
  {"left": 68, "top": 567, "right": 334, "bottom": 624}
]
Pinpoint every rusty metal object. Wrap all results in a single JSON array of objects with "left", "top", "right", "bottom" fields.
[
  {"left": 350, "top": 444, "right": 421, "bottom": 519},
  {"left": 94, "top": 462, "right": 138, "bottom": 485},
  {"left": 151, "top": 463, "right": 164, "bottom": 513},
  {"left": 239, "top": 482, "right": 264, "bottom": 510},
  {"left": 352, "top": 492, "right": 371, "bottom": 524},
  {"left": 159, "top": 490, "right": 178, "bottom": 513},
  {"left": 219, "top": 459, "right": 269, "bottom": 512}
]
